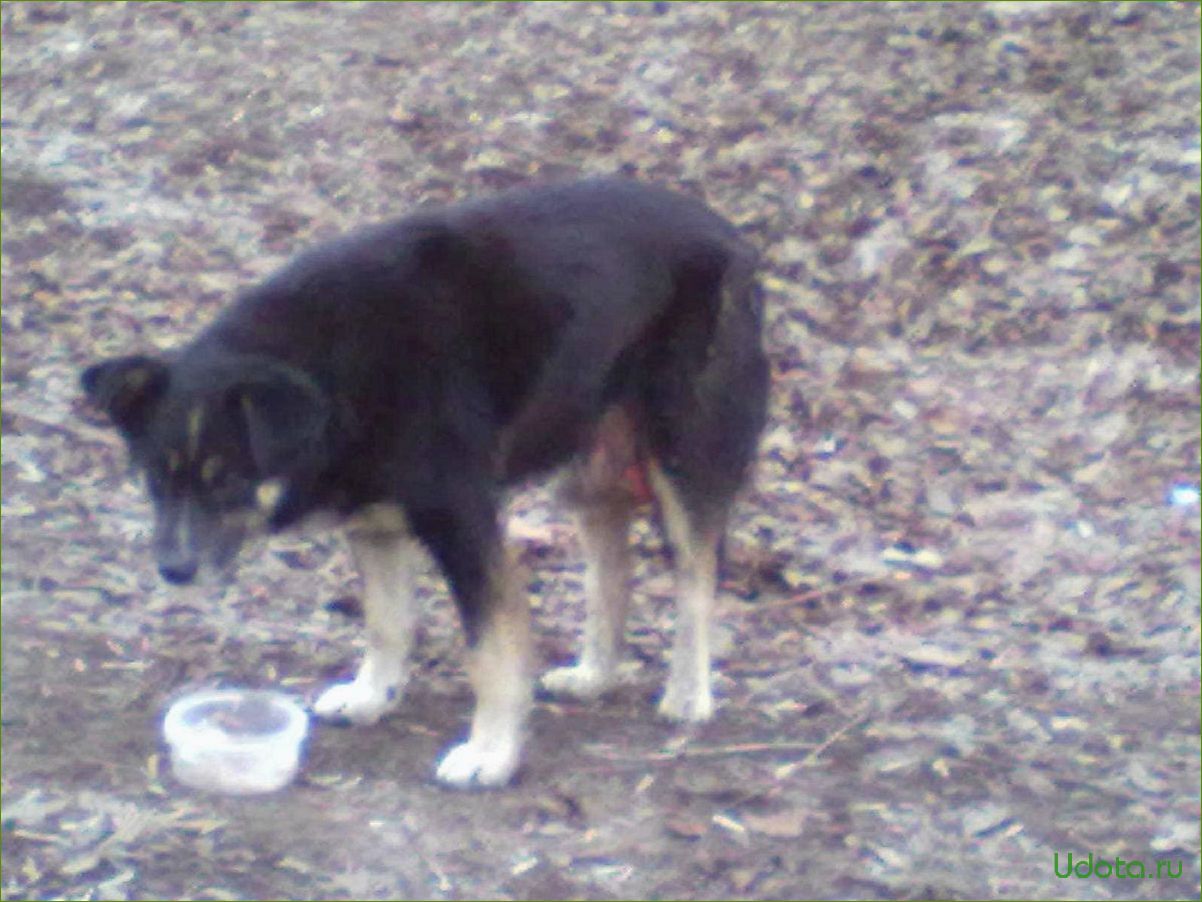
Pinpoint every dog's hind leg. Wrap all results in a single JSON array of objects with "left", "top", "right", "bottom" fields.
[
  {"left": 646, "top": 464, "right": 723, "bottom": 723},
  {"left": 313, "top": 529, "right": 421, "bottom": 725},
  {"left": 540, "top": 499, "right": 634, "bottom": 700},
  {"left": 540, "top": 409, "right": 644, "bottom": 700},
  {"left": 640, "top": 257, "right": 769, "bottom": 723}
]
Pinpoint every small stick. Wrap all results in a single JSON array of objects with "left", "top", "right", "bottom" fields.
[
  {"left": 584, "top": 738, "right": 817, "bottom": 763},
  {"left": 774, "top": 708, "right": 870, "bottom": 779},
  {"left": 732, "top": 578, "right": 881, "bottom": 613}
]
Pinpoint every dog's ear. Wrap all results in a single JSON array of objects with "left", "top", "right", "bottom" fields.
[
  {"left": 230, "top": 365, "right": 330, "bottom": 476},
  {"left": 80, "top": 355, "right": 170, "bottom": 436}
]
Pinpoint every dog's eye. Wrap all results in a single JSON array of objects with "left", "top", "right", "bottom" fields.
[{"left": 200, "top": 456, "right": 224, "bottom": 485}]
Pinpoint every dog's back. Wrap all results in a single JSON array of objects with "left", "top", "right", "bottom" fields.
[{"left": 188, "top": 178, "right": 763, "bottom": 490}]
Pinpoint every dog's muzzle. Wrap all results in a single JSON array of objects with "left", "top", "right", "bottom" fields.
[{"left": 153, "top": 497, "right": 248, "bottom": 586}]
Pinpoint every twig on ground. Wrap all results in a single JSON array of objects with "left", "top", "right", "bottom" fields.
[
  {"left": 774, "top": 708, "right": 870, "bottom": 779},
  {"left": 584, "top": 737, "right": 818, "bottom": 763},
  {"left": 733, "top": 578, "right": 883, "bottom": 613}
]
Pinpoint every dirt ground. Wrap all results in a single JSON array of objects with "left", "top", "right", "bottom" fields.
[{"left": 2, "top": 2, "right": 1199, "bottom": 900}]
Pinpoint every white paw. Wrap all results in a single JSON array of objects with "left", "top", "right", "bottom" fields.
[
  {"left": 657, "top": 679, "right": 714, "bottom": 723},
  {"left": 436, "top": 738, "right": 520, "bottom": 788},
  {"left": 540, "top": 662, "right": 613, "bottom": 700},
  {"left": 312, "top": 678, "right": 402, "bottom": 725}
]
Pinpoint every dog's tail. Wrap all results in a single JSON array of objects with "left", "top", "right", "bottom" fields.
[{"left": 642, "top": 240, "right": 769, "bottom": 472}]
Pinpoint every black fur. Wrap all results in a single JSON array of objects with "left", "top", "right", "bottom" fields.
[{"left": 82, "top": 177, "right": 769, "bottom": 644}]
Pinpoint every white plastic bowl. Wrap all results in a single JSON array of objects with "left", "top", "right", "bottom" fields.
[{"left": 162, "top": 689, "right": 310, "bottom": 795}]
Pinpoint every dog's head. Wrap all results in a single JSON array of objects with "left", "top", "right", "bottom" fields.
[{"left": 81, "top": 353, "right": 330, "bottom": 584}]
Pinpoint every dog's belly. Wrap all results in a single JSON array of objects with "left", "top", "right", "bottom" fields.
[
  {"left": 568, "top": 406, "right": 653, "bottom": 506},
  {"left": 619, "top": 460, "right": 652, "bottom": 503}
]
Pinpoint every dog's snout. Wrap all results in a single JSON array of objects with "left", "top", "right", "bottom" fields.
[{"left": 159, "top": 559, "right": 198, "bottom": 585}]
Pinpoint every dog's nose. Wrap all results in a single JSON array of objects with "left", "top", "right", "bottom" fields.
[{"left": 159, "top": 560, "right": 198, "bottom": 584}]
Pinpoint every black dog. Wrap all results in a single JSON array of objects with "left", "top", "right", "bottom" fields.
[{"left": 82, "top": 178, "right": 769, "bottom": 787}]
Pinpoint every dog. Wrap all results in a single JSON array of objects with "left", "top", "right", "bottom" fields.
[{"left": 81, "top": 177, "right": 769, "bottom": 787}]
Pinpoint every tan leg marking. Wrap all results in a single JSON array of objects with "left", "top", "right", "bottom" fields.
[
  {"left": 313, "top": 528, "right": 421, "bottom": 724},
  {"left": 647, "top": 462, "right": 720, "bottom": 723},
  {"left": 541, "top": 502, "right": 633, "bottom": 699},
  {"left": 436, "top": 551, "right": 533, "bottom": 788}
]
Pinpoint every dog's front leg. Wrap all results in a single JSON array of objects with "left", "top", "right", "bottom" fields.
[
  {"left": 414, "top": 500, "right": 532, "bottom": 788},
  {"left": 313, "top": 529, "right": 422, "bottom": 724},
  {"left": 436, "top": 564, "right": 531, "bottom": 788}
]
